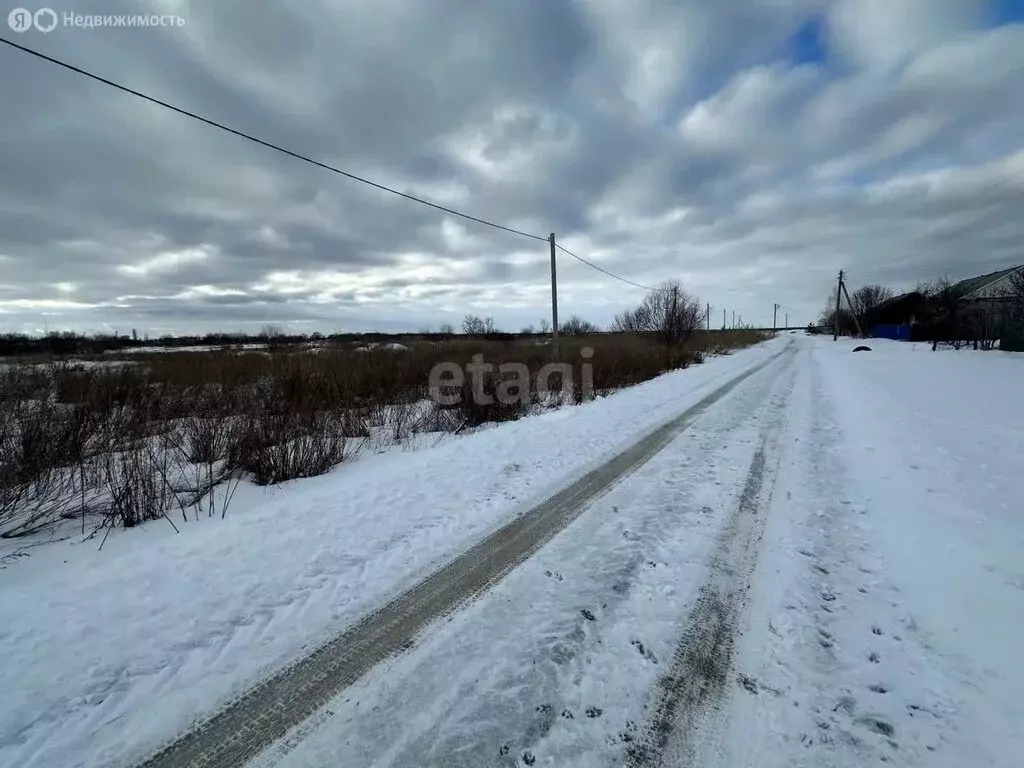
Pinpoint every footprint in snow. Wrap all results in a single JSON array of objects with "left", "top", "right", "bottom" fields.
[{"left": 856, "top": 715, "right": 896, "bottom": 738}]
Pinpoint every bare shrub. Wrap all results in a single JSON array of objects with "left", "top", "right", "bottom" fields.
[
  {"left": 230, "top": 412, "right": 351, "bottom": 486},
  {"left": 452, "top": 366, "right": 534, "bottom": 427},
  {"left": 560, "top": 315, "right": 599, "bottom": 336},
  {"left": 100, "top": 447, "right": 174, "bottom": 529}
]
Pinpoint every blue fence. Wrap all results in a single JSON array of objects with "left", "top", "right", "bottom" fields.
[{"left": 873, "top": 324, "right": 912, "bottom": 341}]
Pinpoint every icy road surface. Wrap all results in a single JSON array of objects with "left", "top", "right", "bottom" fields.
[{"left": 2, "top": 336, "right": 1022, "bottom": 768}]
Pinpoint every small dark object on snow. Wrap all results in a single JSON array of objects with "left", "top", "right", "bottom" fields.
[
  {"left": 581, "top": 609, "right": 596, "bottom": 621},
  {"left": 853, "top": 345, "right": 872, "bottom": 352}
]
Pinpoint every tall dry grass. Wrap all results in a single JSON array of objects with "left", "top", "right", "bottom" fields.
[{"left": 0, "top": 330, "right": 765, "bottom": 537}]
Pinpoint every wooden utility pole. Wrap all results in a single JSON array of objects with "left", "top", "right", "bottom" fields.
[
  {"left": 834, "top": 269, "right": 844, "bottom": 341},
  {"left": 841, "top": 279, "right": 864, "bottom": 338},
  {"left": 732, "top": 310, "right": 736, "bottom": 329},
  {"left": 722, "top": 309, "right": 726, "bottom": 330},
  {"left": 786, "top": 313, "right": 789, "bottom": 328},
  {"left": 773, "top": 303, "right": 780, "bottom": 335},
  {"left": 707, "top": 303, "right": 711, "bottom": 331},
  {"left": 549, "top": 233, "right": 559, "bottom": 355}
]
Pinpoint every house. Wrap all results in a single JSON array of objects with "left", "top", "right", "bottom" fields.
[
  {"left": 951, "top": 265, "right": 1023, "bottom": 348},
  {"left": 949, "top": 265, "right": 1023, "bottom": 302},
  {"left": 872, "top": 291, "right": 930, "bottom": 327},
  {"left": 869, "top": 265, "right": 1023, "bottom": 347}
]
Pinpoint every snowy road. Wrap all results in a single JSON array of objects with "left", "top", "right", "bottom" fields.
[
  {"left": 251, "top": 342, "right": 798, "bottom": 768},
  {"left": 136, "top": 348, "right": 790, "bottom": 768},
  {"left": 3, "top": 336, "right": 1022, "bottom": 768},
  {"left": 245, "top": 339, "right": 1024, "bottom": 768}
]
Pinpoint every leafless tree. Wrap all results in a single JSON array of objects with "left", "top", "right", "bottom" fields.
[
  {"left": 438, "top": 323, "right": 455, "bottom": 336},
  {"left": 849, "top": 285, "right": 895, "bottom": 323},
  {"left": 1006, "top": 269, "right": 1024, "bottom": 326},
  {"left": 539, "top": 318, "right": 551, "bottom": 334},
  {"left": 560, "top": 315, "right": 599, "bottom": 336},
  {"left": 613, "top": 280, "right": 703, "bottom": 346},
  {"left": 929, "top": 277, "right": 966, "bottom": 350},
  {"left": 462, "top": 315, "right": 484, "bottom": 335},
  {"left": 462, "top": 315, "right": 498, "bottom": 335}
]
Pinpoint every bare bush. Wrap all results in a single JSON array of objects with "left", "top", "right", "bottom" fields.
[
  {"left": 230, "top": 412, "right": 351, "bottom": 486},
  {"left": 100, "top": 446, "right": 175, "bottom": 529},
  {"left": 560, "top": 315, "right": 599, "bottom": 336}
]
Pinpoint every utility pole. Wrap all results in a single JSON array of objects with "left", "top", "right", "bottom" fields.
[
  {"left": 834, "top": 269, "right": 844, "bottom": 341},
  {"left": 706, "top": 303, "right": 711, "bottom": 331},
  {"left": 732, "top": 310, "right": 736, "bottom": 329},
  {"left": 722, "top": 309, "right": 726, "bottom": 330},
  {"left": 549, "top": 233, "right": 559, "bottom": 356},
  {"left": 786, "top": 313, "right": 789, "bottom": 328},
  {"left": 841, "top": 279, "right": 864, "bottom": 338},
  {"left": 773, "top": 303, "right": 780, "bottom": 335}
]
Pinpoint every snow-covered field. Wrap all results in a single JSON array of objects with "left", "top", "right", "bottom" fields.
[{"left": 2, "top": 336, "right": 1021, "bottom": 768}]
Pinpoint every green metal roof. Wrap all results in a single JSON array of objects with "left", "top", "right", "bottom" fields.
[{"left": 950, "top": 265, "right": 1024, "bottom": 298}]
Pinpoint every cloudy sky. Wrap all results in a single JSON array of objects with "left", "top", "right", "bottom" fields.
[{"left": 2, "top": 0, "right": 1023, "bottom": 336}]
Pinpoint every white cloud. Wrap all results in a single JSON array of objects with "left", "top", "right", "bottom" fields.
[
  {"left": 118, "top": 247, "right": 215, "bottom": 278},
  {"left": 827, "top": 0, "right": 987, "bottom": 72}
]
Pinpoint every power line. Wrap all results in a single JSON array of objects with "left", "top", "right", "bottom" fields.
[
  {"left": 554, "top": 243, "right": 668, "bottom": 292},
  {"left": 0, "top": 36, "right": 670, "bottom": 294},
  {"left": 0, "top": 37, "right": 548, "bottom": 244}
]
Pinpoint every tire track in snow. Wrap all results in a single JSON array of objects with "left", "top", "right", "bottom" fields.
[
  {"left": 135, "top": 347, "right": 791, "bottom": 768},
  {"left": 627, "top": 365, "right": 791, "bottom": 768}
]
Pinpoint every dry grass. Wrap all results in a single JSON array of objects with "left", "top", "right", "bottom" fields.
[{"left": 0, "top": 330, "right": 765, "bottom": 538}]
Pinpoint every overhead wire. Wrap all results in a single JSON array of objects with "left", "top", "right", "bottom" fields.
[
  {"left": 0, "top": 37, "right": 548, "bottom": 244},
  {"left": 0, "top": 36, "right": 674, "bottom": 295},
  {"left": 554, "top": 244, "right": 672, "bottom": 292}
]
